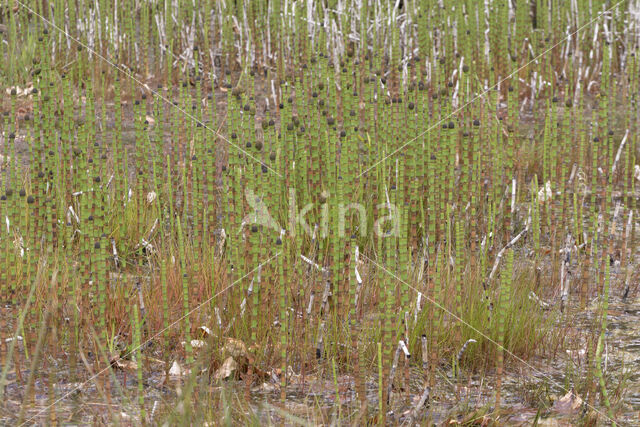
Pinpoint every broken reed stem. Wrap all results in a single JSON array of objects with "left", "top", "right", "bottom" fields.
[
  {"left": 408, "top": 384, "right": 430, "bottom": 424},
  {"left": 560, "top": 234, "right": 573, "bottom": 312},
  {"left": 487, "top": 211, "right": 531, "bottom": 285},
  {"left": 386, "top": 340, "right": 403, "bottom": 406},
  {"left": 453, "top": 339, "right": 477, "bottom": 377},
  {"left": 611, "top": 130, "right": 629, "bottom": 176}
]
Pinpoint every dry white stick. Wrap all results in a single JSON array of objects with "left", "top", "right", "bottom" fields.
[
  {"left": 487, "top": 219, "right": 530, "bottom": 283},
  {"left": 150, "top": 400, "right": 159, "bottom": 423},
  {"left": 480, "top": 232, "right": 493, "bottom": 252},
  {"left": 387, "top": 342, "right": 403, "bottom": 404},
  {"left": 511, "top": 178, "right": 517, "bottom": 213},
  {"left": 609, "top": 201, "right": 621, "bottom": 236},
  {"left": 147, "top": 218, "right": 159, "bottom": 239},
  {"left": 140, "top": 239, "right": 154, "bottom": 254},
  {"left": 316, "top": 321, "right": 325, "bottom": 359},
  {"left": 137, "top": 282, "right": 146, "bottom": 320},
  {"left": 306, "top": 291, "right": 315, "bottom": 315},
  {"left": 111, "top": 238, "right": 120, "bottom": 268},
  {"left": 300, "top": 254, "right": 328, "bottom": 272},
  {"left": 560, "top": 234, "right": 572, "bottom": 310},
  {"left": 408, "top": 383, "right": 430, "bottom": 422},
  {"left": 529, "top": 291, "right": 551, "bottom": 309},
  {"left": 568, "top": 163, "right": 578, "bottom": 185},
  {"left": 399, "top": 339, "right": 410, "bottom": 358},
  {"left": 214, "top": 307, "right": 222, "bottom": 328},
  {"left": 414, "top": 292, "right": 422, "bottom": 323},
  {"left": 241, "top": 271, "right": 258, "bottom": 317},
  {"left": 454, "top": 339, "right": 477, "bottom": 375},
  {"left": 68, "top": 206, "right": 80, "bottom": 223},
  {"left": 320, "top": 277, "right": 331, "bottom": 315},
  {"left": 240, "top": 298, "right": 247, "bottom": 317},
  {"left": 497, "top": 184, "right": 510, "bottom": 214},
  {"left": 354, "top": 246, "right": 363, "bottom": 310},
  {"left": 421, "top": 334, "right": 428, "bottom": 369},
  {"left": 132, "top": 219, "right": 159, "bottom": 254}
]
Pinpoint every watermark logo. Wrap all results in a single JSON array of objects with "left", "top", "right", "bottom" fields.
[{"left": 240, "top": 187, "right": 400, "bottom": 238}]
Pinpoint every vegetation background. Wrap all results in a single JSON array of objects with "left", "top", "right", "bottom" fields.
[{"left": 0, "top": 0, "right": 639, "bottom": 424}]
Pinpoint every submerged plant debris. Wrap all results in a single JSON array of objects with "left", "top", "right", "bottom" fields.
[{"left": 1, "top": 0, "right": 640, "bottom": 425}]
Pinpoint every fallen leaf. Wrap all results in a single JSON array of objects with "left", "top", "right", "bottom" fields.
[
  {"left": 223, "top": 337, "right": 248, "bottom": 359},
  {"left": 117, "top": 412, "right": 132, "bottom": 423},
  {"left": 110, "top": 355, "right": 138, "bottom": 371},
  {"left": 191, "top": 339, "right": 206, "bottom": 349},
  {"left": 252, "top": 382, "right": 278, "bottom": 393},
  {"left": 169, "top": 360, "right": 190, "bottom": 377},
  {"left": 538, "top": 181, "right": 553, "bottom": 203},
  {"left": 552, "top": 389, "right": 583, "bottom": 415},
  {"left": 214, "top": 356, "right": 237, "bottom": 380},
  {"left": 181, "top": 339, "right": 206, "bottom": 350}
]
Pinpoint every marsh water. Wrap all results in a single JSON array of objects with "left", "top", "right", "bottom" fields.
[{"left": 1, "top": 292, "right": 638, "bottom": 425}]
